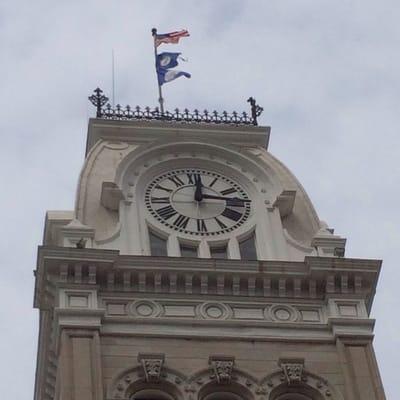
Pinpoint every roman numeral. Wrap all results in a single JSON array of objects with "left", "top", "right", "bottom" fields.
[
  {"left": 221, "top": 207, "right": 242, "bottom": 222},
  {"left": 155, "top": 184, "right": 173, "bottom": 193},
  {"left": 156, "top": 205, "right": 177, "bottom": 220},
  {"left": 151, "top": 197, "right": 170, "bottom": 204},
  {"left": 187, "top": 173, "right": 199, "bottom": 185},
  {"left": 197, "top": 219, "right": 207, "bottom": 232},
  {"left": 226, "top": 198, "right": 246, "bottom": 207},
  {"left": 209, "top": 177, "right": 218, "bottom": 187},
  {"left": 221, "top": 187, "right": 236, "bottom": 196},
  {"left": 214, "top": 217, "right": 227, "bottom": 229},
  {"left": 173, "top": 214, "right": 190, "bottom": 229},
  {"left": 168, "top": 176, "right": 185, "bottom": 187}
]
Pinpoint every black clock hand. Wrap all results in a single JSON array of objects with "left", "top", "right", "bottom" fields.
[
  {"left": 202, "top": 194, "right": 251, "bottom": 203},
  {"left": 194, "top": 174, "right": 203, "bottom": 202}
]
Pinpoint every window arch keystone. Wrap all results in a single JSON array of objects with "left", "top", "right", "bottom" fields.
[
  {"left": 138, "top": 353, "right": 165, "bottom": 383},
  {"left": 209, "top": 355, "right": 235, "bottom": 384},
  {"left": 278, "top": 358, "right": 304, "bottom": 386}
]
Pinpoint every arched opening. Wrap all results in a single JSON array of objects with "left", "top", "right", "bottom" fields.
[
  {"left": 149, "top": 230, "right": 168, "bottom": 256},
  {"left": 203, "top": 392, "right": 245, "bottom": 400},
  {"left": 274, "top": 394, "right": 311, "bottom": 400},
  {"left": 238, "top": 231, "right": 257, "bottom": 260},
  {"left": 198, "top": 381, "right": 253, "bottom": 400},
  {"left": 131, "top": 388, "right": 175, "bottom": 400},
  {"left": 269, "top": 385, "right": 323, "bottom": 400},
  {"left": 126, "top": 380, "right": 182, "bottom": 400}
]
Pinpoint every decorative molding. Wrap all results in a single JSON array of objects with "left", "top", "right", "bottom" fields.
[
  {"left": 269, "top": 304, "right": 299, "bottom": 322},
  {"left": 104, "top": 298, "right": 326, "bottom": 326},
  {"left": 104, "top": 142, "right": 129, "bottom": 150},
  {"left": 198, "top": 302, "right": 231, "bottom": 320},
  {"left": 278, "top": 358, "right": 304, "bottom": 385},
  {"left": 109, "top": 365, "right": 186, "bottom": 400},
  {"left": 58, "top": 289, "right": 98, "bottom": 310},
  {"left": 35, "top": 248, "right": 382, "bottom": 313},
  {"left": 209, "top": 355, "right": 235, "bottom": 384},
  {"left": 128, "top": 300, "right": 162, "bottom": 318},
  {"left": 108, "top": 352, "right": 344, "bottom": 400},
  {"left": 137, "top": 353, "right": 165, "bottom": 382},
  {"left": 259, "top": 367, "right": 344, "bottom": 400}
]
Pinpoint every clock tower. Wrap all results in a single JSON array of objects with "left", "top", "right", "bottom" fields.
[{"left": 33, "top": 90, "right": 385, "bottom": 400}]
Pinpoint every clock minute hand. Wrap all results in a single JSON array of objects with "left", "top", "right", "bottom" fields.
[
  {"left": 202, "top": 194, "right": 251, "bottom": 203},
  {"left": 194, "top": 174, "right": 203, "bottom": 202}
]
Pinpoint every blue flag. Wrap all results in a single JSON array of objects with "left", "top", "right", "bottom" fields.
[
  {"left": 157, "top": 52, "right": 181, "bottom": 69},
  {"left": 157, "top": 67, "right": 191, "bottom": 85}
]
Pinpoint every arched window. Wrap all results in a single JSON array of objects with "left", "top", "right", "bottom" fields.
[
  {"left": 131, "top": 388, "right": 175, "bottom": 400},
  {"left": 149, "top": 231, "right": 168, "bottom": 256},
  {"left": 180, "top": 242, "right": 198, "bottom": 257},
  {"left": 199, "top": 381, "right": 252, "bottom": 400},
  {"left": 239, "top": 232, "right": 257, "bottom": 260},
  {"left": 210, "top": 243, "right": 228, "bottom": 259},
  {"left": 203, "top": 392, "right": 244, "bottom": 400},
  {"left": 274, "top": 394, "right": 312, "bottom": 400},
  {"left": 269, "top": 385, "right": 323, "bottom": 400}
]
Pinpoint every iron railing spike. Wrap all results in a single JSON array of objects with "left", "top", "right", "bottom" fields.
[{"left": 88, "top": 91, "right": 264, "bottom": 125}]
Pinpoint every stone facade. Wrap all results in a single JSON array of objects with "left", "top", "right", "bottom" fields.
[{"left": 34, "top": 119, "right": 385, "bottom": 400}]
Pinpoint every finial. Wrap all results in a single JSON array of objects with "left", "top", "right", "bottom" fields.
[
  {"left": 88, "top": 88, "right": 109, "bottom": 118},
  {"left": 247, "top": 97, "right": 264, "bottom": 126},
  {"left": 152, "top": 28, "right": 157, "bottom": 36}
]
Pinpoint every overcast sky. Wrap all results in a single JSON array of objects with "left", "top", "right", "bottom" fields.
[{"left": 1, "top": 1, "right": 399, "bottom": 398}]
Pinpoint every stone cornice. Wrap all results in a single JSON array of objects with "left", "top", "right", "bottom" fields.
[
  {"left": 86, "top": 118, "right": 270, "bottom": 155},
  {"left": 36, "top": 246, "right": 381, "bottom": 273},
  {"left": 35, "top": 247, "right": 381, "bottom": 312}
]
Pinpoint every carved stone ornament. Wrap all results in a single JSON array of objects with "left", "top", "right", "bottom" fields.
[
  {"left": 138, "top": 353, "right": 165, "bottom": 382},
  {"left": 279, "top": 358, "right": 304, "bottom": 385},
  {"left": 209, "top": 355, "right": 235, "bottom": 384}
]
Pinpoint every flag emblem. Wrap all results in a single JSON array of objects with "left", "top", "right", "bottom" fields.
[
  {"left": 157, "top": 52, "right": 182, "bottom": 69},
  {"left": 157, "top": 68, "right": 191, "bottom": 85}
]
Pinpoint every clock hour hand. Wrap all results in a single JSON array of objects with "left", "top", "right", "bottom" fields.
[
  {"left": 202, "top": 194, "right": 251, "bottom": 203},
  {"left": 194, "top": 174, "right": 203, "bottom": 202}
]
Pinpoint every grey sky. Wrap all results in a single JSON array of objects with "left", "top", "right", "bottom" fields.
[{"left": 1, "top": 1, "right": 399, "bottom": 398}]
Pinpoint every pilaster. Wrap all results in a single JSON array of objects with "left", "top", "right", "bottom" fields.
[
  {"left": 336, "top": 337, "right": 386, "bottom": 400},
  {"left": 57, "top": 329, "right": 103, "bottom": 400}
]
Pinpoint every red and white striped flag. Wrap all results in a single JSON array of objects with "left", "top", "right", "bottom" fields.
[{"left": 154, "top": 29, "right": 190, "bottom": 47}]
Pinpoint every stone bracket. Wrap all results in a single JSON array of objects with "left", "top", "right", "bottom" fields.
[
  {"left": 273, "top": 190, "right": 296, "bottom": 218},
  {"left": 101, "top": 182, "right": 124, "bottom": 211},
  {"left": 209, "top": 355, "right": 235, "bottom": 384},
  {"left": 138, "top": 353, "right": 165, "bottom": 382}
]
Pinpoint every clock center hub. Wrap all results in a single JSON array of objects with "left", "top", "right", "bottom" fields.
[{"left": 171, "top": 185, "right": 225, "bottom": 219}]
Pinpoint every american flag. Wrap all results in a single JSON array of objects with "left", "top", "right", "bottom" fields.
[{"left": 154, "top": 29, "right": 190, "bottom": 47}]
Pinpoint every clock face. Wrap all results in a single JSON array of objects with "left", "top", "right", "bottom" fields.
[{"left": 145, "top": 169, "right": 251, "bottom": 236}]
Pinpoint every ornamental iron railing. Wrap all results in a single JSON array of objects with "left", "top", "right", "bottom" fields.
[{"left": 88, "top": 88, "right": 263, "bottom": 126}]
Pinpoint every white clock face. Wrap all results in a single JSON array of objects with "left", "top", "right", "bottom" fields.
[{"left": 145, "top": 168, "right": 251, "bottom": 236}]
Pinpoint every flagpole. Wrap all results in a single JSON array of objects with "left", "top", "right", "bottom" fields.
[
  {"left": 152, "top": 28, "right": 165, "bottom": 114},
  {"left": 112, "top": 48, "right": 115, "bottom": 107}
]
